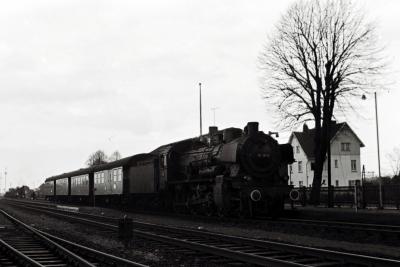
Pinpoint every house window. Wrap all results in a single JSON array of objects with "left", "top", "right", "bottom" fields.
[
  {"left": 296, "top": 146, "right": 300, "bottom": 153},
  {"left": 334, "top": 160, "right": 338, "bottom": 168},
  {"left": 310, "top": 162, "right": 315, "bottom": 171},
  {"left": 341, "top": 142, "right": 350, "bottom": 151},
  {"left": 335, "top": 180, "right": 339, "bottom": 186},
  {"left": 299, "top": 181, "right": 303, "bottom": 187},
  {"left": 351, "top": 160, "right": 357, "bottom": 172},
  {"left": 289, "top": 165, "right": 292, "bottom": 173},
  {"left": 298, "top": 161, "right": 303, "bottom": 173}
]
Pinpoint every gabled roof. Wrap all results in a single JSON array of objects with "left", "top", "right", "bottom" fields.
[{"left": 289, "top": 122, "right": 365, "bottom": 159}]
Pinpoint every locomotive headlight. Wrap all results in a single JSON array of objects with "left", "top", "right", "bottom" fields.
[
  {"left": 250, "top": 189, "right": 262, "bottom": 202},
  {"left": 243, "top": 175, "right": 252, "bottom": 181}
]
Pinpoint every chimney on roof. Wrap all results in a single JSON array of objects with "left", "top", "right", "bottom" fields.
[{"left": 303, "top": 123, "right": 309, "bottom": 133}]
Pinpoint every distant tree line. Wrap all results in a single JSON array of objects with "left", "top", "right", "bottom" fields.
[{"left": 86, "top": 150, "right": 122, "bottom": 167}]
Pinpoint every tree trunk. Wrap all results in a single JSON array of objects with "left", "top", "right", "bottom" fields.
[
  {"left": 310, "top": 109, "right": 333, "bottom": 204},
  {"left": 310, "top": 126, "right": 324, "bottom": 205}
]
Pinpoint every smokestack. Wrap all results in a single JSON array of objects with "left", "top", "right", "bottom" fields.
[
  {"left": 209, "top": 126, "right": 219, "bottom": 145},
  {"left": 209, "top": 126, "right": 218, "bottom": 136},
  {"left": 199, "top": 83, "right": 203, "bottom": 136},
  {"left": 247, "top": 122, "right": 259, "bottom": 137}
]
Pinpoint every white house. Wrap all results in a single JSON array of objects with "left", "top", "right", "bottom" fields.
[{"left": 288, "top": 122, "right": 364, "bottom": 187}]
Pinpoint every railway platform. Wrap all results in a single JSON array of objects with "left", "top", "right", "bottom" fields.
[{"left": 286, "top": 204, "right": 400, "bottom": 224}]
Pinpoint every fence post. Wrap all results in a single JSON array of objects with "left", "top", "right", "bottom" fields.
[
  {"left": 354, "top": 185, "right": 358, "bottom": 213},
  {"left": 301, "top": 186, "right": 307, "bottom": 206}
]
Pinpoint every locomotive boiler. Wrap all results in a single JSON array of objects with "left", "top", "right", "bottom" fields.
[{"left": 153, "top": 122, "right": 294, "bottom": 216}]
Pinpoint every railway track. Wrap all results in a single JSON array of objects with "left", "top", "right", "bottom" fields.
[
  {"left": 3, "top": 199, "right": 400, "bottom": 266},
  {"left": 5, "top": 198, "right": 400, "bottom": 245},
  {"left": 0, "top": 207, "right": 147, "bottom": 267},
  {"left": 9, "top": 198, "right": 400, "bottom": 243}
]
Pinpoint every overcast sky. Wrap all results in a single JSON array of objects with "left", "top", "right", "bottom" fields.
[{"left": 0, "top": 0, "right": 399, "bottom": 190}]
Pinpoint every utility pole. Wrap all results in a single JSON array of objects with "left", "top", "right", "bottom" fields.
[
  {"left": 211, "top": 107, "right": 219, "bottom": 126},
  {"left": 375, "top": 92, "right": 383, "bottom": 209},
  {"left": 4, "top": 168, "right": 7, "bottom": 194},
  {"left": 361, "top": 92, "right": 383, "bottom": 209},
  {"left": 199, "top": 83, "right": 203, "bottom": 136}
]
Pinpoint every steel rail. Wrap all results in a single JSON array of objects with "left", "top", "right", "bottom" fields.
[
  {"left": 3, "top": 204, "right": 309, "bottom": 266},
  {"left": 7, "top": 198, "right": 400, "bottom": 234},
  {"left": 0, "top": 209, "right": 96, "bottom": 267},
  {"left": 0, "top": 207, "right": 147, "bottom": 267},
  {"left": 278, "top": 217, "right": 400, "bottom": 233},
  {"left": 6, "top": 201, "right": 400, "bottom": 267},
  {"left": 0, "top": 238, "right": 43, "bottom": 267},
  {"left": 36, "top": 229, "right": 147, "bottom": 267}
]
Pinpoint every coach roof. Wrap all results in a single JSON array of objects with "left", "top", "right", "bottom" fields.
[{"left": 45, "top": 153, "right": 154, "bottom": 182}]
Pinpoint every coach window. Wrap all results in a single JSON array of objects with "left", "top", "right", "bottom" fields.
[
  {"left": 118, "top": 168, "right": 122, "bottom": 181},
  {"left": 119, "top": 168, "right": 122, "bottom": 181}
]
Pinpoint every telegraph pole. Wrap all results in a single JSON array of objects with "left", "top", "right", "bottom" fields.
[
  {"left": 211, "top": 107, "right": 219, "bottom": 126},
  {"left": 199, "top": 83, "right": 203, "bottom": 136}
]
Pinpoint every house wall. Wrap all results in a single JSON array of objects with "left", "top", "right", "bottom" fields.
[
  {"left": 322, "top": 128, "right": 361, "bottom": 186},
  {"left": 289, "top": 126, "right": 362, "bottom": 187},
  {"left": 289, "top": 135, "right": 314, "bottom": 187}
]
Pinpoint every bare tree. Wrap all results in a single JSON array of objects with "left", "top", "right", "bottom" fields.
[
  {"left": 86, "top": 150, "right": 108, "bottom": 166},
  {"left": 109, "top": 150, "right": 122, "bottom": 162},
  {"left": 387, "top": 147, "right": 400, "bottom": 177},
  {"left": 259, "top": 0, "right": 385, "bottom": 203}
]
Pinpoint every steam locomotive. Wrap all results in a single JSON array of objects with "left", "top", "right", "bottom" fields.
[{"left": 41, "top": 122, "right": 294, "bottom": 217}]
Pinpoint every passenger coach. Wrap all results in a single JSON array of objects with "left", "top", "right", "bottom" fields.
[{"left": 44, "top": 153, "right": 161, "bottom": 206}]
